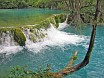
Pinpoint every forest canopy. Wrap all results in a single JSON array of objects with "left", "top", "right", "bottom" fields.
[
  {"left": 0, "top": 0, "right": 103, "bottom": 10},
  {"left": 0, "top": 0, "right": 51, "bottom": 9}
]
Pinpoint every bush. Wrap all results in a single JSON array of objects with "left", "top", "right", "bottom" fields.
[{"left": 6, "top": 65, "right": 56, "bottom": 78}]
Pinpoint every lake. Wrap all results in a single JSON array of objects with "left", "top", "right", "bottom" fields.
[
  {"left": 0, "top": 8, "right": 68, "bottom": 27},
  {"left": 0, "top": 9, "right": 104, "bottom": 78}
]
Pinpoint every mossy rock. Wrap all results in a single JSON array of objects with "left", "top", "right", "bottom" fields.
[
  {"left": 0, "top": 28, "right": 26, "bottom": 46},
  {"left": 53, "top": 14, "right": 68, "bottom": 27},
  {"left": 14, "top": 28, "right": 26, "bottom": 46},
  {"left": 29, "top": 33, "right": 37, "bottom": 42}
]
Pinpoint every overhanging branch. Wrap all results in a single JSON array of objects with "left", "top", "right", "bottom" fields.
[{"left": 54, "top": 0, "right": 101, "bottom": 77}]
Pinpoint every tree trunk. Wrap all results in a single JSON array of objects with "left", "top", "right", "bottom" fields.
[{"left": 54, "top": 0, "right": 101, "bottom": 77}]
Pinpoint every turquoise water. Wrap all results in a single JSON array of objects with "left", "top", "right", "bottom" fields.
[
  {"left": 0, "top": 8, "right": 66, "bottom": 20},
  {"left": 0, "top": 8, "right": 68, "bottom": 26},
  {"left": 0, "top": 25, "right": 104, "bottom": 78},
  {"left": 0, "top": 8, "right": 104, "bottom": 78}
]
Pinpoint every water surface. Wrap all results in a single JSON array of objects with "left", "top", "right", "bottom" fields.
[
  {"left": 0, "top": 9, "right": 104, "bottom": 78},
  {"left": 0, "top": 8, "right": 67, "bottom": 27},
  {"left": 0, "top": 25, "right": 104, "bottom": 78}
]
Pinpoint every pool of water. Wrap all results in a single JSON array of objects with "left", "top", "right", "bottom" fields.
[
  {"left": 0, "top": 8, "right": 68, "bottom": 27},
  {"left": 0, "top": 25, "right": 104, "bottom": 78}
]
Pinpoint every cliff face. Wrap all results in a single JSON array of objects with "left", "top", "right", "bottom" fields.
[{"left": 0, "top": 14, "right": 70, "bottom": 47}]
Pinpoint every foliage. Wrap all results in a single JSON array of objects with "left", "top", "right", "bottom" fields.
[
  {"left": 0, "top": 0, "right": 51, "bottom": 9},
  {"left": 6, "top": 51, "right": 78, "bottom": 78},
  {"left": 6, "top": 65, "right": 56, "bottom": 78}
]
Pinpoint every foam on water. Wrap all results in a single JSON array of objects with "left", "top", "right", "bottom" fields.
[
  {"left": 25, "top": 24, "right": 88, "bottom": 52},
  {"left": 58, "top": 22, "right": 69, "bottom": 30},
  {"left": 0, "top": 46, "right": 23, "bottom": 55}
]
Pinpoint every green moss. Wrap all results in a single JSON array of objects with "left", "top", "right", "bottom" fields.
[
  {"left": 23, "top": 14, "right": 68, "bottom": 29},
  {"left": 36, "top": 21, "right": 50, "bottom": 29},
  {"left": 17, "top": 13, "right": 69, "bottom": 30},
  {"left": 40, "top": 33, "right": 45, "bottom": 39},
  {"left": 54, "top": 15, "right": 60, "bottom": 27},
  {"left": 53, "top": 14, "right": 67, "bottom": 27},
  {"left": 0, "top": 28, "right": 26, "bottom": 46},
  {"left": 29, "top": 33, "right": 37, "bottom": 42},
  {"left": 14, "top": 28, "right": 26, "bottom": 46}
]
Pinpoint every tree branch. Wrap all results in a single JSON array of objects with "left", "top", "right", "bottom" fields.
[{"left": 55, "top": 0, "right": 101, "bottom": 77}]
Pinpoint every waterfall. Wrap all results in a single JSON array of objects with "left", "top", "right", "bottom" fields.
[
  {"left": 23, "top": 28, "right": 46, "bottom": 45},
  {"left": 0, "top": 31, "right": 23, "bottom": 55},
  {"left": 0, "top": 23, "right": 89, "bottom": 55},
  {"left": 64, "top": 14, "right": 69, "bottom": 23},
  {"left": 0, "top": 31, "right": 14, "bottom": 47},
  {"left": 58, "top": 14, "right": 69, "bottom": 30},
  {"left": 24, "top": 28, "right": 32, "bottom": 45},
  {"left": 24, "top": 24, "right": 88, "bottom": 53}
]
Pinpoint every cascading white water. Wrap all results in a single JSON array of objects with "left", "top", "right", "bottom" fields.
[
  {"left": 0, "top": 31, "right": 15, "bottom": 47},
  {"left": 2, "top": 32, "right": 11, "bottom": 46},
  {"left": 58, "top": 14, "right": 69, "bottom": 30},
  {"left": 0, "top": 23, "right": 89, "bottom": 55},
  {"left": 0, "top": 31, "right": 23, "bottom": 55},
  {"left": 25, "top": 24, "right": 88, "bottom": 53},
  {"left": 23, "top": 28, "right": 46, "bottom": 45},
  {"left": 64, "top": 14, "right": 69, "bottom": 23},
  {"left": 24, "top": 28, "right": 32, "bottom": 45}
]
